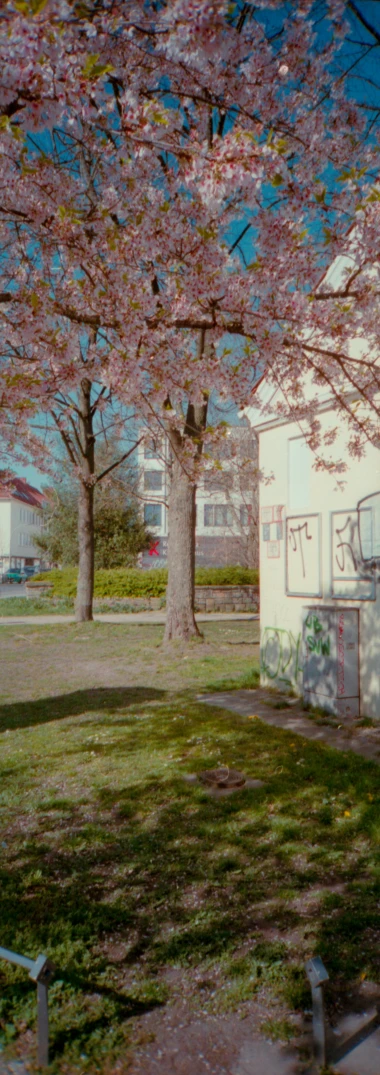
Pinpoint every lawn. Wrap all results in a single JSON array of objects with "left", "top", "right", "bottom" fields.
[{"left": 0, "top": 621, "right": 379, "bottom": 1072}]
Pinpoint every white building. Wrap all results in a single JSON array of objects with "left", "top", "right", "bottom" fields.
[
  {"left": 246, "top": 375, "right": 380, "bottom": 721},
  {"left": 137, "top": 429, "right": 258, "bottom": 567},
  {"left": 0, "top": 475, "right": 46, "bottom": 573}
]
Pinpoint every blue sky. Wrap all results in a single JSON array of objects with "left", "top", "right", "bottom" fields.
[{"left": 17, "top": 462, "right": 50, "bottom": 491}]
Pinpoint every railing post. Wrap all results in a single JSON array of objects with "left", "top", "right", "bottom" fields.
[
  {"left": 0, "top": 947, "right": 55, "bottom": 1068},
  {"left": 37, "top": 980, "right": 49, "bottom": 1067},
  {"left": 305, "top": 957, "right": 330, "bottom": 1069},
  {"left": 29, "top": 954, "right": 56, "bottom": 1068}
]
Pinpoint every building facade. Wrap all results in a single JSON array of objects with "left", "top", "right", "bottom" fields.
[
  {"left": 0, "top": 475, "right": 46, "bottom": 573},
  {"left": 137, "top": 429, "right": 258, "bottom": 568},
  {"left": 247, "top": 382, "right": 380, "bottom": 720}
]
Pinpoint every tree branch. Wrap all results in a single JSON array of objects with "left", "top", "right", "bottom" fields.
[
  {"left": 96, "top": 438, "right": 142, "bottom": 483},
  {"left": 347, "top": 1, "right": 380, "bottom": 46}
]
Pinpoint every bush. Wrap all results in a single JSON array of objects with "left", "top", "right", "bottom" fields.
[
  {"left": 33, "top": 568, "right": 167, "bottom": 598},
  {"left": 34, "top": 565, "right": 259, "bottom": 598},
  {"left": 194, "top": 566, "right": 258, "bottom": 586}
]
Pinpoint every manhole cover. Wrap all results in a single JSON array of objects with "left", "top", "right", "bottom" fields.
[{"left": 199, "top": 766, "right": 246, "bottom": 788}]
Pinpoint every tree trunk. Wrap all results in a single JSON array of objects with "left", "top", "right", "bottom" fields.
[
  {"left": 164, "top": 455, "right": 201, "bottom": 641},
  {"left": 164, "top": 381, "right": 208, "bottom": 642},
  {"left": 75, "top": 477, "right": 94, "bottom": 621},
  {"left": 75, "top": 378, "right": 95, "bottom": 622}
]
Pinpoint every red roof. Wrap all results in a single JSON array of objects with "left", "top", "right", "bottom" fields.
[{"left": 0, "top": 473, "right": 45, "bottom": 508}]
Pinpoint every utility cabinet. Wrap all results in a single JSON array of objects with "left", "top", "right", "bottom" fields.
[{"left": 303, "top": 607, "right": 359, "bottom": 718}]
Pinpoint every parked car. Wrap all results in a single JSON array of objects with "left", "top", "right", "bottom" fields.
[{"left": 2, "top": 568, "right": 25, "bottom": 584}]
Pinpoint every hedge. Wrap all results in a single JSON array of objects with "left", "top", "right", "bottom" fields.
[
  {"left": 33, "top": 565, "right": 259, "bottom": 598},
  {"left": 194, "top": 566, "right": 258, "bottom": 587}
]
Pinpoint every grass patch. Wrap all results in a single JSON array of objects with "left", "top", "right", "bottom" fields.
[
  {"left": 0, "top": 597, "right": 168, "bottom": 616},
  {"left": 0, "top": 621, "right": 379, "bottom": 1071},
  {"left": 0, "top": 596, "right": 74, "bottom": 616},
  {"left": 261, "top": 1018, "right": 296, "bottom": 1042},
  {"left": 204, "top": 667, "right": 260, "bottom": 692}
]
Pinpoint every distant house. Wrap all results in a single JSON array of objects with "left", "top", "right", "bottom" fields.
[
  {"left": 137, "top": 428, "right": 258, "bottom": 568},
  {"left": 0, "top": 474, "right": 46, "bottom": 573},
  {"left": 246, "top": 374, "right": 380, "bottom": 721}
]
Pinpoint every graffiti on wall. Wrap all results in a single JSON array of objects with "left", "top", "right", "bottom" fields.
[
  {"left": 261, "top": 626, "right": 302, "bottom": 687},
  {"left": 286, "top": 514, "right": 321, "bottom": 596},
  {"left": 304, "top": 611, "right": 330, "bottom": 656},
  {"left": 331, "top": 510, "right": 375, "bottom": 599}
]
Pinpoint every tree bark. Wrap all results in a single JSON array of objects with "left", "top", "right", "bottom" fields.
[
  {"left": 164, "top": 390, "right": 208, "bottom": 642},
  {"left": 76, "top": 477, "right": 94, "bottom": 621},
  {"left": 164, "top": 454, "right": 201, "bottom": 641},
  {"left": 75, "top": 378, "right": 95, "bottom": 622}
]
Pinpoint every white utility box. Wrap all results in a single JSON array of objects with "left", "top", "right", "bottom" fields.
[{"left": 303, "top": 607, "right": 359, "bottom": 718}]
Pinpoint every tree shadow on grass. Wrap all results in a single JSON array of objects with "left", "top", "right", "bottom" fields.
[
  {"left": 1, "top": 703, "right": 380, "bottom": 1067},
  {"left": 0, "top": 686, "right": 166, "bottom": 734}
]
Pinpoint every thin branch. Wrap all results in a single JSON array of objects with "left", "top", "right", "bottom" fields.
[
  {"left": 229, "top": 223, "right": 251, "bottom": 255},
  {"left": 51, "top": 411, "right": 78, "bottom": 469},
  {"left": 96, "top": 438, "right": 143, "bottom": 483},
  {"left": 347, "top": 1, "right": 380, "bottom": 46}
]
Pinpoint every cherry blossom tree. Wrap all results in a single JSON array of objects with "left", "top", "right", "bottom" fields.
[
  {"left": 0, "top": 0, "right": 379, "bottom": 636},
  {"left": 0, "top": 327, "right": 141, "bottom": 619}
]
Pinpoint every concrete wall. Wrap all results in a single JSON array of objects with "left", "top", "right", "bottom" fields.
[
  {"left": 194, "top": 584, "right": 259, "bottom": 613},
  {"left": 257, "top": 411, "right": 380, "bottom": 719}
]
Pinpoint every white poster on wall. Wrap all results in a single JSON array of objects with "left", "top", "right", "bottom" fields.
[{"left": 286, "top": 514, "right": 321, "bottom": 597}]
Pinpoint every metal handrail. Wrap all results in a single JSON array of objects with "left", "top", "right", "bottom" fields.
[
  {"left": 0, "top": 945, "right": 56, "bottom": 1067},
  {"left": 306, "top": 956, "right": 380, "bottom": 1071}
]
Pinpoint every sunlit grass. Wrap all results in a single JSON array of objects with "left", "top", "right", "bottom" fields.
[{"left": 0, "top": 622, "right": 378, "bottom": 1071}]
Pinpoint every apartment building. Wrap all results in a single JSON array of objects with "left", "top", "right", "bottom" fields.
[
  {"left": 0, "top": 475, "right": 46, "bottom": 573},
  {"left": 138, "top": 427, "right": 258, "bottom": 567}
]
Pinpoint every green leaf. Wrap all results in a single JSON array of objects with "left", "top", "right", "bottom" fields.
[
  {"left": 82, "top": 54, "right": 114, "bottom": 80},
  {"left": 14, "top": 0, "right": 48, "bottom": 13},
  {"left": 271, "top": 173, "right": 283, "bottom": 187},
  {"left": 275, "top": 138, "right": 288, "bottom": 155},
  {"left": 151, "top": 111, "right": 169, "bottom": 127}
]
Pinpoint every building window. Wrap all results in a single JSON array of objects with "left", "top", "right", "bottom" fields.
[
  {"left": 240, "top": 504, "right": 251, "bottom": 527},
  {"left": 144, "top": 438, "right": 162, "bottom": 459},
  {"left": 204, "top": 504, "right": 234, "bottom": 527},
  {"left": 144, "top": 503, "right": 162, "bottom": 527},
  {"left": 144, "top": 470, "right": 163, "bottom": 491}
]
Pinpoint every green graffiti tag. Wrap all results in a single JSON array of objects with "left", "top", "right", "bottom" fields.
[
  {"left": 305, "top": 612, "right": 330, "bottom": 656},
  {"left": 261, "top": 626, "right": 302, "bottom": 687}
]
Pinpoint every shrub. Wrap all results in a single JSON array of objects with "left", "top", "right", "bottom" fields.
[
  {"left": 34, "top": 565, "right": 259, "bottom": 598},
  {"left": 194, "top": 566, "right": 258, "bottom": 586}
]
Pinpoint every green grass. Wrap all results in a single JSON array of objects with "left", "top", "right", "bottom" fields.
[
  {"left": 0, "top": 596, "right": 74, "bottom": 616},
  {"left": 0, "top": 596, "right": 165, "bottom": 616},
  {"left": 204, "top": 667, "right": 260, "bottom": 692},
  {"left": 0, "top": 622, "right": 379, "bottom": 1072}
]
